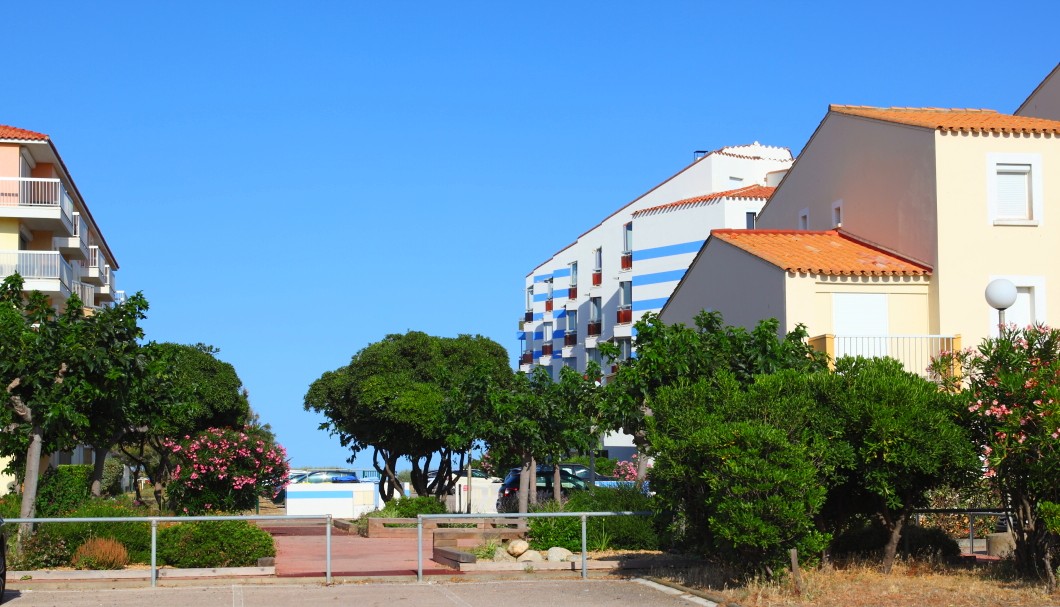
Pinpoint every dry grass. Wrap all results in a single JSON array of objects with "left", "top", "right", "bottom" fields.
[{"left": 654, "top": 560, "right": 1059, "bottom": 607}]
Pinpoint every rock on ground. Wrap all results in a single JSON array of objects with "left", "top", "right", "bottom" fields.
[
  {"left": 517, "top": 550, "right": 544, "bottom": 562},
  {"left": 546, "top": 547, "right": 574, "bottom": 562},
  {"left": 507, "top": 539, "right": 529, "bottom": 557}
]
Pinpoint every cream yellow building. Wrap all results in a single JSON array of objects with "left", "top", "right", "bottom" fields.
[
  {"left": 1, "top": 125, "right": 121, "bottom": 310},
  {"left": 663, "top": 105, "right": 1060, "bottom": 373}
]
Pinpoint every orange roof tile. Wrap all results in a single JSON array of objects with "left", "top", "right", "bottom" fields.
[
  {"left": 0, "top": 125, "right": 48, "bottom": 141},
  {"left": 634, "top": 184, "right": 775, "bottom": 217},
  {"left": 830, "top": 105, "right": 1060, "bottom": 135},
  {"left": 711, "top": 229, "right": 931, "bottom": 276}
]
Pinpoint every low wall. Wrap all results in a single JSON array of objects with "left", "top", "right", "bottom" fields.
[{"left": 286, "top": 482, "right": 389, "bottom": 518}]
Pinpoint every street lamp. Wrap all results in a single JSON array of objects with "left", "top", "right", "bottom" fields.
[{"left": 985, "top": 278, "right": 1017, "bottom": 331}]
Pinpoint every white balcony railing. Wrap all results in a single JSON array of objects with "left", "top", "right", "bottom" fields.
[
  {"left": 0, "top": 177, "right": 74, "bottom": 232},
  {"left": 0, "top": 250, "right": 73, "bottom": 290},
  {"left": 809, "top": 334, "right": 961, "bottom": 377},
  {"left": 72, "top": 280, "right": 96, "bottom": 306}
]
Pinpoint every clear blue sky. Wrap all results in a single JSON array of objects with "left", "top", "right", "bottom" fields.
[{"left": 5, "top": 2, "right": 1057, "bottom": 469}]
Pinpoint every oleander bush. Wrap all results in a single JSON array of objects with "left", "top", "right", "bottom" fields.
[{"left": 72, "top": 537, "right": 129, "bottom": 570}]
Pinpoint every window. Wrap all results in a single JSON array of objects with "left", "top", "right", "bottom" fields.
[
  {"left": 745, "top": 211, "right": 757, "bottom": 230},
  {"left": 593, "top": 247, "right": 602, "bottom": 271},
  {"left": 526, "top": 286, "right": 533, "bottom": 310},
  {"left": 542, "top": 322, "right": 553, "bottom": 342},
  {"left": 798, "top": 208, "right": 809, "bottom": 230},
  {"left": 988, "top": 154, "right": 1043, "bottom": 225},
  {"left": 832, "top": 201, "right": 843, "bottom": 228},
  {"left": 569, "top": 261, "right": 578, "bottom": 288},
  {"left": 567, "top": 309, "right": 578, "bottom": 333},
  {"left": 622, "top": 223, "right": 633, "bottom": 254},
  {"left": 617, "top": 338, "right": 632, "bottom": 362},
  {"left": 997, "top": 164, "right": 1031, "bottom": 220},
  {"left": 987, "top": 276, "right": 1046, "bottom": 334},
  {"left": 590, "top": 297, "right": 601, "bottom": 322}
]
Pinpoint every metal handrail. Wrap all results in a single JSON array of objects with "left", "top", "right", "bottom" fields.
[
  {"left": 5, "top": 514, "right": 334, "bottom": 587},
  {"left": 415, "top": 510, "right": 650, "bottom": 582}
]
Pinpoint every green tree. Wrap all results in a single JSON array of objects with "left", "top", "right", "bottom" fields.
[
  {"left": 932, "top": 325, "right": 1060, "bottom": 588},
  {"left": 304, "top": 331, "right": 511, "bottom": 501},
  {"left": 118, "top": 342, "right": 251, "bottom": 508}
]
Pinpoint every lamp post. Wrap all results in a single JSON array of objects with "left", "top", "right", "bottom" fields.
[{"left": 985, "top": 278, "right": 1018, "bottom": 332}]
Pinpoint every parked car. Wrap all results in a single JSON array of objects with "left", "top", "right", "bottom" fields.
[
  {"left": 559, "top": 463, "right": 619, "bottom": 483},
  {"left": 496, "top": 466, "right": 590, "bottom": 512},
  {"left": 427, "top": 468, "right": 498, "bottom": 482},
  {"left": 272, "top": 469, "right": 359, "bottom": 503}
]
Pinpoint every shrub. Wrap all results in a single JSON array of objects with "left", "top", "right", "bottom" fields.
[
  {"left": 36, "top": 465, "right": 92, "bottom": 516},
  {"left": 158, "top": 520, "right": 274, "bottom": 568},
  {"left": 830, "top": 523, "right": 960, "bottom": 561},
  {"left": 46, "top": 500, "right": 152, "bottom": 563},
  {"left": 379, "top": 496, "right": 448, "bottom": 518},
  {"left": 565, "top": 486, "right": 661, "bottom": 550},
  {"left": 101, "top": 457, "right": 126, "bottom": 497},
  {"left": 11, "top": 531, "right": 71, "bottom": 570},
  {"left": 527, "top": 500, "right": 580, "bottom": 551},
  {"left": 72, "top": 537, "right": 129, "bottom": 570}
]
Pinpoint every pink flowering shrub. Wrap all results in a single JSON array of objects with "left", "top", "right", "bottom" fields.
[
  {"left": 612, "top": 454, "right": 649, "bottom": 481},
  {"left": 930, "top": 324, "right": 1060, "bottom": 580},
  {"left": 165, "top": 427, "right": 289, "bottom": 515}
]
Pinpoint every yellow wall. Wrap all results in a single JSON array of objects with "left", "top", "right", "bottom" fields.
[
  {"left": 784, "top": 274, "right": 931, "bottom": 337},
  {"left": 0, "top": 218, "right": 18, "bottom": 249},
  {"left": 933, "top": 131, "right": 1060, "bottom": 347}
]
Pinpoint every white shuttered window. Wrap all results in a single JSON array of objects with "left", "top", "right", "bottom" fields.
[{"left": 996, "top": 164, "right": 1032, "bottom": 220}]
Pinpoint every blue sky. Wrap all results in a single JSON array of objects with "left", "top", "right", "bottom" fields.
[{"left": 4, "top": 2, "right": 1058, "bottom": 469}]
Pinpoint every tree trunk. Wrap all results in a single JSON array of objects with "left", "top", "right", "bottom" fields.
[
  {"left": 19, "top": 424, "right": 44, "bottom": 542},
  {"left": 90, "top": 446, "right": 108, "bottom": 497},
  {"left": 374, "top": 449, "right": 402, "bottom": 502},
  {"left": 518, "top": 453, "right": 531, "bottom": 514},
  {"left": 528, "top": 456, "right": 538, "bottom": 505},
  {"left": 881, "top": 510, "right": 908, "bottom": 574},
  {"left": 153, "top": 480, "right": 165, "bottom": 512},
  {"left": 553, "top": 463, "right": 561, "bottom": 502}
]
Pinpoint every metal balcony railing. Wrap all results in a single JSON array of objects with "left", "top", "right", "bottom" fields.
[
  {"left": 0, "top": 250, "right": 73, "bottom": 288},
  {"left": 809, "top": 334, "right": 961, "bottom": 377},
  {"left": 0, "top": 176, "right": 74, "bottom": 232}
]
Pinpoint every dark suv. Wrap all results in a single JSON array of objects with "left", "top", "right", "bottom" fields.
[{"left": 496, "top": 466, "right": 589, "bottom": 512}]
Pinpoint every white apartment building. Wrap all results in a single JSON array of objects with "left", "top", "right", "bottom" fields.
[{"left": 517, "top": 143, "right": 792, "bottom": 458}]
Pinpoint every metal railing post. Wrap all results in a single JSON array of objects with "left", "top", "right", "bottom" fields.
[
  {"left": 580, "top": 514, "right": 588, "bottom": 580},
  {"left": 969, "top": 514, "right": 976, "bottom": 553},
  {"left": 326, "top": 514, "right": 332, "bottom": 584},
  {"left": 150, "top": 518, "right": 158, "bottom": 587},
  {"left": 417, "top": 514, "right": 423, "bottom": 582}
]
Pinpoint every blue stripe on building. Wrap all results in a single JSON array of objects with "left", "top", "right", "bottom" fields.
[
  {"left": 534, "top": 350, "right": 542, "bottom": 358},
  {"left": 533, "top": 273, "right": 552, "bottom": 283},
  {"left": 533, "top": 293, "right": 548, "bottom": 302},
  {"left": 287, "top": 491, "right": 356, "bottom": 499},
  {"left": 533, "top": 331, "right": 544, "bottom": 339},
  {"left": 633, "top": 269, "right": 686, "bottom": 286},
  {"left": 634, "top": 240, "right": 704, "bottom": 261},
  {"left": 554, "top": 309, "right": 567, "bottom": 318},
  {"left": 633, "top": 297, "right": 670, "bottom": 311},
  {"left": 552, "top": 268, "right": 571, "bottom": 278},
  {"left": 556, "top": 288, "right": 570, "bottom": 299},
  {"left": 516, "top": 331, "right": 526, "bottom": 340},
  {"left": 533, "top": 313, "right": 544, "bottom": 321}
]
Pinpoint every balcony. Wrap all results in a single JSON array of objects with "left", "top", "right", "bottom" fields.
[
  {"left": 809, "top": 334, "right": 961, "bottom": 377},
  {"left": 592, "top": 270, "right": 602, "bottom": 286},
  {"left": 545, "top": 299, "right": 553, "bottom": 312},
  {"left": 564, "top": 332, "right": 577, "bottom": 347},
  {"left": 587, "top": 320, "right": 602, "bottom": 337},
  {"left": 72, "top": 281, "right": 97, "bottom": 308},
  {"left": 542, "top": 343, "right": 553, "bottom": 356},
  {"left": 95, "top": 266, "right": 115, "bottom": 305},
  {"left": 520, "top": 352, "right": 533, "bottom": 365},
  {"left": 616, "top": 306, "right": 633, "bottom": 324},
  {"left": 568, "top": 285, "right": 577, "bottom": 299},
  {"left": 620, "top": 252, "right": 633, "bottom": 271},
  {"left": 0, "top": 177, "right": 74, "bottom": 235},
  {"left": 524, "top": 310, "right": 533, "bottom": 323},
  {"left": 0, "top": 250, "right": 73, "bottom": 297},
  {"left": 52, "top": 212, "right": 89, "bottom": 261},
  {"left": 83, "top": 246, "right": 106, "bottom": 285}
]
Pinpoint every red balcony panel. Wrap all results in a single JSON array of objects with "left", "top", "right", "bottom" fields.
[
  {"left": 545, "top": 299, "right": 553, "bottom": 312},
  {"left": 616, "top": 307, "right": 633, "bottom": 324},
  {"left": 620, "top": 253, "right": 632, "bottom": 270},
  {"left": 568, "top": 286, "right": 577, "bottom": 299},
  {"left": 591, "top": 271, "right": 602, "bottom": 286},
  {"left": 565, "top": 333, "right": 577, "bottom": 347},
  {"left": 542, "top": 343, "right": 553, "bottom": 356},
  {"left": 587, "top": 321, "right": 602, "bottom": 337},
  {"left": 524, "top": 311, "right": 533, "bottom": 322},
  {"left": 520, "top": 352, "right": 533, "bottom": 365}
]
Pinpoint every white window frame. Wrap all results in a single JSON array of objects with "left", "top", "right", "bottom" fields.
[
  {"left": 622, "top": 223, "right": 633, "bottom": 254},
  {"left": 745, "top": 211, "right": 757, "bottom": 230},
  {"left": 593, "top": 247, "right": 602, "bottom": 271},
  {"left": 567, "top": 309, "right": 578, "bottom": 333},
  {"left": 831, "top": 200, "right": 843, "bottom": 228},
  {"left": 590, "top": 297, "right": 602, "bottom": 322},
  {"left": 619, "top": 280, "right": 632, "bottom": 309},
  {"left": 569, "top": 261, "right": 578, "bottom": 288},
  {"left": 526, "top": 286, "right": 533, "bottom": 311},
  {"left": 986, "top": 274, "right": 1047, "bottom": 336},
  {"left": 987, "top": 153, "right": 1043, "bottom": 226},
  {"left": 798, "top": 208, "right": 809, "bottom": 230}
]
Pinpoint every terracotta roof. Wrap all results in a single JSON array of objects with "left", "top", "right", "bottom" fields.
[
  {"left": 0, "top": 125, "right": 48, "bottom": 141},
  {"left": 634, "top": 185, "right": 775, "bottom": 217},
  {"left": 711, "top": 229, "right": 931, "bottom": 276},
  {"left": 830, "top": 105, "right": 1060, "bottom": 135}
]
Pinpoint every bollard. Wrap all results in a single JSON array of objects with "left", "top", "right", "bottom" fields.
[
  {"left": 580, "top": 514, "right": 588, "bottom": 580},
  {"left": 416, "top": 514, "right": 423, "bottom": 582},
  {"left": 150, "top": 518, "right": 158, "bottom": 587},
  {"left": 326, "top": 514, "right": 332, "bottom": 584}
]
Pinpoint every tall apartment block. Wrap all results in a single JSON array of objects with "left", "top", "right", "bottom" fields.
[
  {"left": 0, "top": 125, "right": 122, "bottom": 310},
  {"left": 516, "top": 143, "right": 792, "bottom": 458}
]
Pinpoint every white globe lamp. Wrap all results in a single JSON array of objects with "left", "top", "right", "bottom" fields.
[{"left": 985, "top": 279, "right": 1017, "bottom": 329}]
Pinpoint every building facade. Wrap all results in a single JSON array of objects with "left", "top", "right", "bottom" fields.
[
  {"left": 517, "top": 142, "right": 792, "bottom": 457},
  {"left": 0, "top": 125, "right": 121, "bottom": 311}
]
